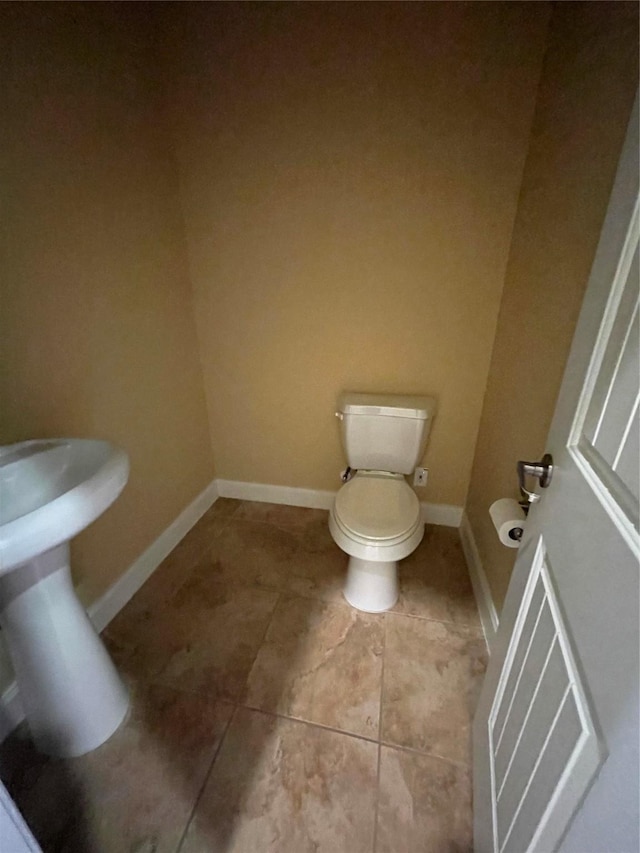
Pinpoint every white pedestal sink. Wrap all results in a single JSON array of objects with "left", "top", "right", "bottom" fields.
[{"left": 0, "top": 439, "right": 130, "bottom": 757}]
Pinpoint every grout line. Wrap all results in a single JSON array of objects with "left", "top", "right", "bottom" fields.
[
  {"left": 235, "top": 702, "right": 382, "bottom": 747},
  {"left": 386, "top": 608, "right": 485, "bottom": 634},
  {"left": 235, "top": 587, "right": 284, "bottom": 702},
  {"left": 173, "top": 702, "right": 236, "bottom": 853},
  {"left": 378, "top": 737, "right": 472, "bottom": 770},
  {"left": 372, "top": 742, "right": 382, "bottom": 853},
  {"left": 260, "top": 590, "right": 284, "bottom": 645},
  {"left": 372, "top": 612, "right": 387, "bottom": 853},
  {"left": 152, "top": 595, "right": 285, "bottom": 711},
  {"left": 378, "top": 612, "right": 386, "bottom": 744}
]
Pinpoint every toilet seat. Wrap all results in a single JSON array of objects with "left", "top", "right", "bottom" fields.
[
  {"left": 334, "top": 474, "right": 420, "bottom": 542},
  {"left": 329, "top": 473, "right": 424, "bottom": 563}
]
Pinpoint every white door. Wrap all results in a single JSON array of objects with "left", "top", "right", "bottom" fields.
[{"left": 473, "top": 94, "right": 639, "bottom": 853}]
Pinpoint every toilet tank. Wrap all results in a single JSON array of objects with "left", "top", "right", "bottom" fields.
[{"left": 336, "top": 392, "right": 437, "bottom": 475}]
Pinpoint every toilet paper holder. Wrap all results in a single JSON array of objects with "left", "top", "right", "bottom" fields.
[{"left": 517, "top": 453, "right": 554, "bottom": 508}]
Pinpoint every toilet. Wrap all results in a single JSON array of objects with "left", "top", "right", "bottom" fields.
[{"left": 329, "top": 392, "right": 436, "bottom": 612}]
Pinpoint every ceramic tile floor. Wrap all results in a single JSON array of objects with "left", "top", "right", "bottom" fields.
[{"left": 0, "top": 499, "right": 487, "bottom": 853}]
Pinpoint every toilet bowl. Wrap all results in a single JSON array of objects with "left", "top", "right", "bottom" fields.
[
  {"left": 329, "top": 472, "right": 424, "bottom": 612},
  {"left": 328, "top": 392, "right": 436, "bottom": 613}
]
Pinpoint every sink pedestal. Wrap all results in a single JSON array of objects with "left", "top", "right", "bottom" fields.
[{"left": 0, "top": 544, "right": 129, "bottom": 757}]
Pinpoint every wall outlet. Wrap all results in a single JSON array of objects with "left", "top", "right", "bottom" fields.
[{"left": 413, "top": 467, "right": 428, "bottom": 487}]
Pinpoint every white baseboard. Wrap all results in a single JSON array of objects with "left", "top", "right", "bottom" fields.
[
  {"left": 216, "top": 479, "right": 335, "bottom": 510},
  {"left": 459, "top": 510, "right": 499, "bottom": 652},
  {"left": 88, "top": 479, "right": 219, "bottom": 632},
  {"left": 217, "top": 478, "right": 463, "bottom": 528},
  {"left": 420, "top": 502, "right": 463, "bottom": 527}
]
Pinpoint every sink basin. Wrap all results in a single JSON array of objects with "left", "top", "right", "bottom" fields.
[
  {"left": 0, "top": 439, "right": 129, "bottom": 574},
  {"left": 0, "top": 439, "right": 130, "bottom": 757}
]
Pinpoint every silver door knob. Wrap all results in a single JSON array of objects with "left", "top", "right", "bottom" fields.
[{"left": 517, "top": 453, "right": 553, "bottom": 503}]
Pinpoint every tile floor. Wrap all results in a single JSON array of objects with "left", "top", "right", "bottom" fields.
[{"left": 0, "top": 499, "right": 487, "bottom": 853}]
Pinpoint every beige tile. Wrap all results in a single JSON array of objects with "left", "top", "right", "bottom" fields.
[
  {"left": 102, "top": 504, "right": 243, "bottom": 664},
  {"left": 381, "top": 614, "right": 487, "bottom": 763},
  {"left": 244, "top": 594, "right": 383, "bottom": 738},
  {"left": 102, "top": 604, "right": 159, "bottom": 673},
  {"left": 294, "top": 509, "right": 335, "bottom": 551},
  {"left": 0, "top": 683, "right": 232, "bottom": 853},
  {"left": 393, "top": 526, "right": 481, "bottom": 628},
  {"left": 180, "top": 707, "right": 378, "bottom": 853},
  {"left": 286, "top": 540, "right": 347, "bottom": 604},
  {"left": 102, "top": 500, "right": 240, "bottom": 641},
  {"left": 156, "top": 578, "right": 280, "bottom": 700},
  {"left": 103, "top": 599, "right": 193, "bottom": 682},
  {"left": 204, "top": 497, "right": 243, "bottom": 519},
  {"left": 107, "top": 577, "right": 279, "bottom": 701},
  {"left": 233, "top": 500, "right": 329, "bottom": 536},
  {"left": 193, "top": 518, "right": 299, "bottom": 590},
  {"left": 285, "top": 511, "right": 346, "bottom": 603},
  {"left": 6, "top": 501, "right": 485, "bottom": 851},
  {"left": 158, "top": 498, "right": 241, "bottom": 578},
  {"left": 376, "top": 745, "right": 473, "bottom": 853}
]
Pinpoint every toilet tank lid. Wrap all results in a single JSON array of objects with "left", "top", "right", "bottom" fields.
[{"left": 338, "top": 393, "right": 436, "bottom": 420}]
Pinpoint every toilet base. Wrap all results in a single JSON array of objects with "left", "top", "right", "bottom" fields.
[{"left": 343, "top": 556, "right": 399, "bottom": 613}]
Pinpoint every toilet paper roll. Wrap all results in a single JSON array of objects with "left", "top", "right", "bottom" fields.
[{"left": 489, "top": 498, "right": 526, "bottom": 548}]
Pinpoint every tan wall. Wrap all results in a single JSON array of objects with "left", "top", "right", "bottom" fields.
[
  {"left": 163, "top": 3, "right": 550, "bottom": 504},
  {"left": 465, "top": 2, "right": 639, "bottom": 611},
  {"left": 0, "top": 5, "right": 215, "bottom": 605}
]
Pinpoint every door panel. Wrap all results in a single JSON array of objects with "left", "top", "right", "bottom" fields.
[
  {"left": 577, "top": 223, "right": 639, "bottom": 534},
  {"left": 473, "top": 94, "right": 639, "bottom": 853},
  {"left": 487, "top": 542, "right": 601, "bottom": 853}
]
